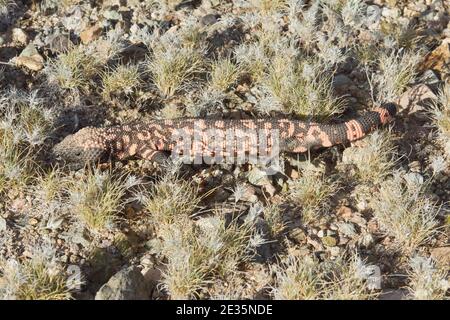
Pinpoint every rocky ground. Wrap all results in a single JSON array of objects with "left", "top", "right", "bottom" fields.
[{"left": 0, "top": 0, "right": 449, "bottom": 300}]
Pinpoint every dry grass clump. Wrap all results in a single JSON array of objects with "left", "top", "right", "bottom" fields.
[
  {"left": 371, "top": 50, "right": 422, "bottom": 103},
  {"left": 369, "top": 173, "right": 440, "bottom": 253},
  {"left": 0, "top": 90, "right": 54, "bottom": 147},
  {"left": 430, "top": 83, "right": 450, "bottom": 158},
  {"left": 147, "top": 44, "right": 204, "bottom": 98},
  {"left": 288, "top": 1, "right": 320, "bottom": 52},
  {"left": 340, "top": 130, "right": 397, "bottom": 184},
  {"left": 0, "top": 90, "right": 54, "bottom": 195},
  {"left": 39, "top": 0, "right": 81, "bottom": 13},
  {"left": 263, "top": 203, "right": 286, "bottom": 238},
  {"left": 234, "top": 43, "right": 269, "bottom": 83},
  {"left": 252, "top": 0, "right": 287, "bottom": 15},
  {"left": 263, "top": 53, "right": 344, "bottom": 118},
  {"left": 32, "top": 168, "right": 68, "bottom": 204},
  {"left": 100, "top": 64, "right": 142, "bottom": 102},
  {"left": 406, "top": 255, "right": 449, "bottom": 300},
  {"left": 45, "top": 34, "right": 123, "bottom": 94},
  {"left": 157, "top": 212, "right": 264, "bottom": 299},
  {"left": 0, "top": 137, "right": 34, "bottom": 195},
  {"left": 252, "top": 15, "right": 286, "bottom": 54},
  {"left": 29, "top": 168, "right": 70, "bottom": 231},
  {"left": 288, "top": 0, "right": 361, "bottom": 54},
  {"left": 92, "top": 29, "right": 126, "bottom": 64},
  {"left": 45, "top": 46, "right": 101, "bottom": 92},
  {"left": 140, "top": 171, "right": 202, "bottom": 226},
  {"left": 155, "top": 103, "right": 184, "bottom": 119},
  {"left": 271, "top": 255, "right": 322, "bottom": 299},
  {"left": 0, "top": 248, "right": 79, "bottom": 300},
  {"left": 339, "top": 0, "right": 366, "bottom": 28},
  {"left": 67, "top": 170, "right": 141, "bottom": 232},
  {"left": 286, "top": 163, "right": 340, "bottom": 224},
  {"left": 380, "top": 21, "right": 422, "bottom": 50},
  {"left": 208, "top": 56, "right": 242, "bottom": 92},
  {"left": 271, "top": 252, "right": 375, "bottom": 300}
]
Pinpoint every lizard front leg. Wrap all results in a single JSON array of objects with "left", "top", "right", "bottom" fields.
[{"left": 139, "top": 148, "right": 170, "bottom": 164}]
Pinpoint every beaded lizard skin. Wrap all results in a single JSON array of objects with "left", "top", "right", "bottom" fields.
[{"left": 53, "top": 104, "right": 397, "bottom": 169}]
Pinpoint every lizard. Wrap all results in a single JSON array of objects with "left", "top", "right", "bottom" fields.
[{"left": 52, "top": 103, "right": 397, "bottom": 170}]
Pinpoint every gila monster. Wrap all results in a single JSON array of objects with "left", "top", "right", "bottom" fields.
[{"left": 53, "top": 104, "right": 397, "bottom": 169}]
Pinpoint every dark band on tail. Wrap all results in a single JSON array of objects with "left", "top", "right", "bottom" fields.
[
  {"left": 342, "top": 103, "right": 397, "bottom": 143},
  {"left": 310, "top": 104, "right": 397, "bottom": 148}
]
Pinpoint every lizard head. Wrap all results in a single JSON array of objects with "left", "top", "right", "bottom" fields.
[{"left": 53, "top": 127, "right": 109, "bottom": 169}]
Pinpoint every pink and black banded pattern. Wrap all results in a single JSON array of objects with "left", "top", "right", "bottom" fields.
[{"left": 52, "top": 104, "right": 397, "bottom": 168}]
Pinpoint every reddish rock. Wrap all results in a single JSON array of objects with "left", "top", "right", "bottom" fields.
[{"left": 80, "top": 25, "right": 102, "bottom": 44}]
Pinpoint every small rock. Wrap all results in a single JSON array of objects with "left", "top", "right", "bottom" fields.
[
  {"left": 403, "top": 172, "right": 424, "bottom": 186},
  {"left": 350, "top": 214, "right": 367, "bottom": 227},
  {"left": 233, "top": 184, "right": 258, "bottom": 202},
  {"left": 65, "top": 229, "right": 91, "bottom": 248},
  {"left": 103, "top": 10, "right": 122, "bottom": 21},
  {"left": 431, "top": 247, "right": 450, "bottom": 266},
  {"left": 262, "top": 183, "right": 276, "bottom": 197},
  {"left": 317, "top": 230, "right": 325, "bottom": 238},
  {"left": 0, "top": 217, "right": 6, "bottom": 232},
  {"left": 337, "top": 206, "right": 353, "bottom": 219},
  {"left": 12, "top": 28, "right": 28, "bottom": 44},
  {"left": 201, "top": 14, "right": 220, "bottom": 26},
  {"left": 321, "top": 236, "right": 337, "bottom": 247},
  {"left": 28, "top": 218, "right": 39, "bottom": 226},
  {"left": 419, "top": 39, "right": 450, "bottom": 74},
  {"left": 333, "top": 74, "right": 353, "bottom": 88},
  {"left": 95, "top": 266, "right": 149, "bottom": 300},
  {"left": 21, "top": 42, "right": 40, "bottom": 57},
  {"left": 381, "top": 7, "right": 400, "bottom": 19},
  {"left": 337, "top": 222, "right": 357, "bottom": 238},
  {"left": 329, "top": 246, "right": 340, "bottom": 256},
  {"left": 288, "top": 168, "right": 299, "bottom": 179},
  {"left": 420, "top": 69, "right": 440, "bottom": 85},
  {"left": 13, "top": 56, "right": 44, "bottom": 71},
  {"left": 142, "top": 266, "right": 161, "bottom": 294},
  {"left": 408, "top": 161, "right": 422, "bottom": 173},
  {"left": 80, "top": 25, "right": 102, "bottom": 44},
  {"left": 290, "top": 228, "right": 307, "bottom": 243},
  {"left": 12, "top": 44, "right": 44, "bottom": 71},
  {"left": 395, "top": 84, "right": 437, "bottom": 111},
  {"left": 403, "top": 7, "right": 421, "bottom": 18},
  {"left": 413, "top": 3, "right": 428, "bottom": 13},
  {"left": 247, "top": 167, "right": 271, "bottom": 187}
]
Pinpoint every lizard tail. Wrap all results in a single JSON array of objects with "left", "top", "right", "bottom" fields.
[
  {"left": 282, "top": 103, "right": 398, "bottom": 152},
  {"left": 340, "top": 103, "right": 397, "bottom": 143}
]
